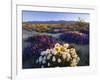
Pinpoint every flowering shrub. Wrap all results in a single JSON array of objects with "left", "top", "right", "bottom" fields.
[
  {"left": 23, "top": 35, "right": 64, "bottom": 66},
  {"left": 23, "top": 35, "right": 80, "bottom": 68},
  {"left": 25, "top": 35, "right": 63, "bottom": 54},
  {"left": 35, "top": 43, "right": 80, "bottom": 67},
  {"left": 79, "top": 29, "right": 89, "bottom": 35},
  {"left": 60, "top": 31, "right": 89, "bottom": 44}
]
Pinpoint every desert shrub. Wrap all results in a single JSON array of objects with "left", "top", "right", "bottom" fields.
[
  {"left": 23, "top": 37, "right": 80, "bottom": 68},
  {"left": 35, "top": 43, "right": 80, "bottom": 68},
  {"left": 33, "top": 24, "right": 49, "bottom": 32},
  {"left": 79, "top": 29, "right": 89, "bottom": 35},
  {"left": 22, "top": 23, "right": 33, "bottom": 30},
  {"left": 60, "top": 31, "right": 89, "bottom": 44}
]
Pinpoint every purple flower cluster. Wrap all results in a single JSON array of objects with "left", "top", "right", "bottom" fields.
[
  {"left": 79, "top": 29, "right": 89, "bottom": 35},
  {"left": 60, "top": 31, "right": 89, "bottom": 44},
  {"left": 26, "top": 35, "right": 63, "bottom": 53}
]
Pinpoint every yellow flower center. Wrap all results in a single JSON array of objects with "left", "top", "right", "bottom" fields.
[{"left": 55, "top": 46, "right": 61, "bottom": 53}]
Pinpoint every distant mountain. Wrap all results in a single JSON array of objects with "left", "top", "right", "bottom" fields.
[{"left": 23, "top": 21, "right": 77, "bottom": 24}]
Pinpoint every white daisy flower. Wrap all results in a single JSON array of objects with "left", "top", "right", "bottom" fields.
[
  {"left": 62, "top": 53, "right": 67, "bottom": 59},
  {"left": 70, "top": 48, "right": 76, "bottom": 54},
  {"left": 45, "top": 49, "right": 51, "bottom": 54},
  {"left": 58, "top": 58, "right": 61, "bottom": 63},
  {"left": 47, "top": 63, "right": 50, "bottom": 66},
  {"left": 54, "top": 43, "right": 61, "bottom": 47},
  {"left": 47, "top": 53, "right": 52, "bottom": 60},
  {"left": 60, "top": 51, "right": 65, "bottom": 54},
  {"left": 71, "top": 58, "right": 77, "bottom": 64},
  {"left": 76, "top": 57, "right": 80, "bottom": 63},
  {"left": 70, "top": 63, "right": 77, "bottom": 67},
  {"left": 65, "top": 53, "right": 71, "bottom": 61},
  {"left": 47, "top": 55, "right": 51, "bottom": 60},
  {"left": 72, "top": 54, "right": 78, "bottom": 58},
  {"left": 42, "top": 60, "right": 46, "bottom": 64},
  {"left": 43, "top": 56, "right": 46, "bottom": 60},
  {"left": 49, "top": 53, "right": 52, "bottom": 57},
  {"left": 52, "top": 56, "right": 56, "bottom": 62},
  {"left": 65, "top": 49, "right": 70, "bottom": 53},
  {"left": 41, "top": 51, "right": 46, "bottom": 56},
  {"left": 63, "top": 43, "right": 69, "bottom": 49},
  {"left": 39, "top": 56, "right": 42, "bottom": 63},
  {"left": 52, "top": 48, "right": 57, "bottom": 55},
  {"left": 72, "top": 58, "right": 76, "bottom": 63}
]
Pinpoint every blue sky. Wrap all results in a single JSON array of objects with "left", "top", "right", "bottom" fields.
[{"left": 22, "top": 11, "right": 89, "bottom": 22}]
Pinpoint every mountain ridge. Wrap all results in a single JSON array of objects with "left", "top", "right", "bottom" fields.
[{"left": 23, "top": 21, "right": 88, "bottom": 24}]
